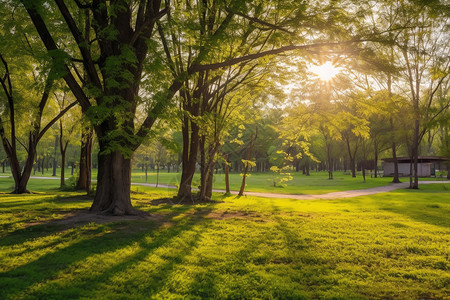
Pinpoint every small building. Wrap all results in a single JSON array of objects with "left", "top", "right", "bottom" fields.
[{"left": 382, "top": 156, "right": 449, "bottom": 177}]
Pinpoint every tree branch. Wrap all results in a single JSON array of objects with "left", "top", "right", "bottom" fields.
[
  {"left": 157, "top": 21, "right": 176, "bottom": 76},
  {"left": 133, "top": 79, "right": 183, "bottom": 150},
  {"left": 189, "top": 40, "right": 363, "bottom": 73},
  {"left": 226, "top": 8, "right": 293, "bottom": 34},
  {"left": 15, "top": 137, "right": 29, "bottom": 154},
  {"left": 38, "top": 101, "right": 77, "bottom": 143},
  {"left": 130, "top": 7, "right": 168, "bottom": 46},
  {"left": 54, "top": 0, "right": 102, "bottom": 89},
  {"left": 20, "top": 1, "right": 91, "bottom": 111}
]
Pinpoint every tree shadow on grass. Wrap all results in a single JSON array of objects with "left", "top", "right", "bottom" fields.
[
  {"left": 0, "top": 197, "right": 60, "bottom": 210},
  {"left": 374, "top": 192, "right": 450, "bottom": 228},
  {"left": 0, "top": 204, "right": 215, "bottom": 299},
  {"left": 80, "top": 208, "right": 213, "bottom": 299},
  {"left": 179, "top": 214, "right": 317, "bottom": 299}
]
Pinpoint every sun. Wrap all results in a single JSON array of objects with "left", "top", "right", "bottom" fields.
[{"left": 309, "top": 61, "right": 341, "bottom": 81}]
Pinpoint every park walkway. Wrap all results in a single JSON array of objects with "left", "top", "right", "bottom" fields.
[
  {"left": 2, "top": 175, "right": 449, "bottom": 200},
  {"left": 132, "top": 180, "right": 450, "bottom": 200}
]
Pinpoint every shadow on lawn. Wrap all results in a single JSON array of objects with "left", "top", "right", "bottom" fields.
[
  {"left": 375, "top": 192, "right": 450, "bottom": 228},
  {"left": 0, "top": 202, "right": 215, "bottom": 299}
]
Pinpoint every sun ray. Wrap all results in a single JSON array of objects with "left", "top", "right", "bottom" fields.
[{"left": 310, "top": 61, "right": 341, "bottom": 81}]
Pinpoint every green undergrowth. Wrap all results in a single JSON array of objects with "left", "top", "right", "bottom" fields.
[{"left": 0, "top": 185, "right": 449, "bottom": 299}]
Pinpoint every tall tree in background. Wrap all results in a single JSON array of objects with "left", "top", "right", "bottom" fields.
[
  {"left": 54, "top": 90, "right": 80, "bottom": 187},
  {"left": 0, "top": 54, "right": 76, "bottom": 193},
  {"left": 0, "top": 5, "right": 77, "bottom": 193},
  {"left": 393, "top": 1, "right": 450, "bottom": 188}
]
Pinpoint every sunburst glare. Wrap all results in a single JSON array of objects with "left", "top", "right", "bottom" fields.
[{"left": 309, "top": 61, "right": 341, "bottom": 81}]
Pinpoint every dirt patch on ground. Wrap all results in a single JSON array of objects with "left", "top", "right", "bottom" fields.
[
  {"left": 55, "top": 210, "right": 161, "bottom": 225},
  {"left": 24, "top": 209, "right": 164, "bottom": 229}
]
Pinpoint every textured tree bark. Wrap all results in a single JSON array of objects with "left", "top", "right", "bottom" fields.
[
  {"left": 14, "top": 148, "right": 36, "bottom": 194},
  {"left": 89, "top": 150, "right": 135, "bottom": 215},
  {"left": 178, "top": 118, "right": 200, "bottom": 202},
  {"left": 77, "top": 127, "right": 93, "bottom": 193},
  {"left": 199, "top": 140, "right": 220, "bottom": 201}
]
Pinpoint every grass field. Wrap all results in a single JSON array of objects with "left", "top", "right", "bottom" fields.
[
  {"left": 3, "top": 168, "right": 446, "bottom": 195},
  {"left": 130, "top": 170, "right": 398, "bottom": 194},
  {"left": 0, "top": 182, "right": 449, "bottom": 299}
]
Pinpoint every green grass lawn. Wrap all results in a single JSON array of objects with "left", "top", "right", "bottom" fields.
[
  {"left": 0, "top": 183, "right": 449, "bottom": 299},
  {"left": 2, "top": 167, "right": 447, "bottom": 195},
  {"left": 130, "top": 170, "right": 398, "bottom": 194}
]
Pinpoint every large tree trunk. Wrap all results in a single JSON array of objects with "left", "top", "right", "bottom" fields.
[
  {"left": 1, "top": 131, "right": 36, "bottom": 194},
  {"left": 199, "top": 139, "right": 220, "bottom": 201},
  {"left": 77, "top": 127, "right": 93, "bottom": 193},
  {"left": 177, "top": 115, "right": 200, "bottom": 202},
  {"left": 90, "top": 150, "right": 135, "bottom": 215},
  {"left": 13, "top": 138, "right": 37, "bottom": 194}
]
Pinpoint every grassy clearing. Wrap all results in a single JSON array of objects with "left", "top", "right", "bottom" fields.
[
  {"left": 0, "top": 183, "right": 449, "bottom": 299},
  {"left": 2, "top": 167, "right": 447, "bottom": 195},
  {"left": 130, "top": 170, "right": 398, "bottom": 194},
  {"left": 0, "top": 169, "right": 421, "bottom": 195}
]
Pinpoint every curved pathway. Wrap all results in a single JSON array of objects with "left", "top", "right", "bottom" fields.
[
  {"left": 132, "top": 180, "right": 450, "bottom": 200},
  {"left": 216, "top": 181, "right": 450, "bottom": 200},
  {"left": 2, "top": 175, "right": 449, "bottom": 200}
]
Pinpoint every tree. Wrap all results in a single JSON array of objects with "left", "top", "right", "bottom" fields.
[
  {"left": 334, "top": 95, "right": 371, "bottom": 178},
  {"left": 54, "top": 90, "right": 80, "bottom": 187},
  {"left": 0, "top": 47, "right": 75, "bottom": 193},
  {"left": 386, "top": 1, "right": 450, "bottom": 188},
  {"left": 19, "top": 0, "right": 406, "bottom": 213},
  {"left": 19, "top": 0, "right": 178, "bottom": 214},
  {"left": 238, "top": 126, "right": 257, "bottom": 196}
]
